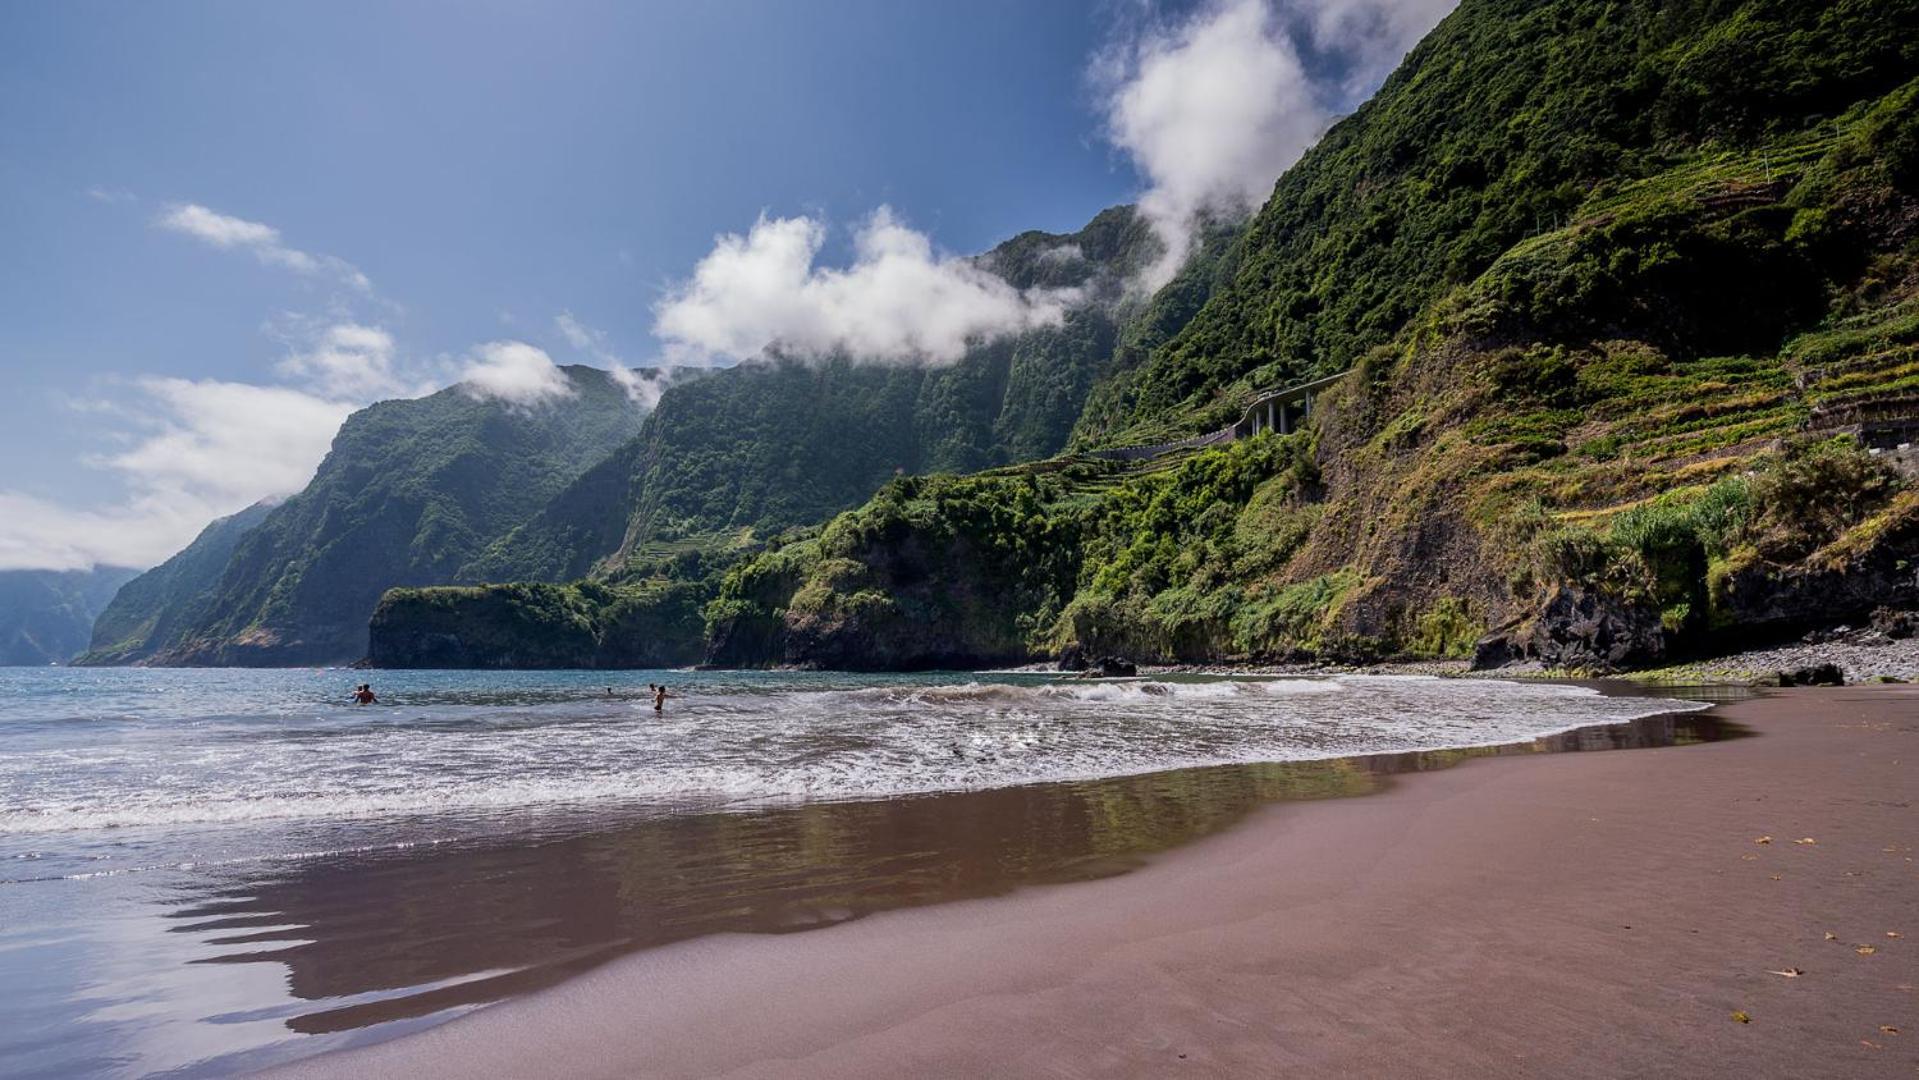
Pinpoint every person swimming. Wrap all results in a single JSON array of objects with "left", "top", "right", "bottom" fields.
[{"left": 352, "top": 683, "right": 377, "bottom": 705}]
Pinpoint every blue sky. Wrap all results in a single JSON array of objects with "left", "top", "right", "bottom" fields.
[{"left": 0, "top": 0, "right": 1452, "bottom": 570}]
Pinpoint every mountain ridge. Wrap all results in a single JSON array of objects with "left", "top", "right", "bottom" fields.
[
  {"left": 384, "top": 0, "right": 1919, "bottom": 673},
  {"left": 89, "top": 366, "right": 649, "bottom": 666}
]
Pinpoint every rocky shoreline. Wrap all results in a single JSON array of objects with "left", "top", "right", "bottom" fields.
[{"left": 1144, "top": 611, "right": 1919, "bottom": 686}]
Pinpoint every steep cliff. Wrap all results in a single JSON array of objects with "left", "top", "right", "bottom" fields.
[
  {"left": 463, "top": 206, "right": 1181, "bottom": 585},
  {"left": 0, "top": 566, "right": 140, "bottom": 665},
  {"left": 77, "top": 500, "right": 274, "bottom": 665},
  {"left": 703, "top": 0, "right": 1919, "bottom": 671},
  {"left": 131, "top": 366, "right": 649, "bottom": 666}
]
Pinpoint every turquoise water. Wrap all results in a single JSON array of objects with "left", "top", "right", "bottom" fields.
[{"left": 0, "top": 666, "right": 1709, "bottom": 1077}]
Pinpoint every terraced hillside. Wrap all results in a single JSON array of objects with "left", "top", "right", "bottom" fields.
[{"left": 695, "top": 0, "right": 1919, "bottom": 671}]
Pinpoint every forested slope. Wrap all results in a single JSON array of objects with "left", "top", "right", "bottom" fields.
[
  {"left": 698, "top": 0, "right": 1919, "bottom": 671},
  {"left": 114, "top": 367, "right": 648, "bottom": 666},
  {"left": 1089, "top": 0, "right": 1919, "bottom": 439},
  {"left": 374, "top": 0, "right": 1919, "bottom": 671},
  {"left": 78, "top": 501, "right": 273, "bottom": 665},
  {"left": 463, "top": 206, "right": 1183, "bottom": 585}
]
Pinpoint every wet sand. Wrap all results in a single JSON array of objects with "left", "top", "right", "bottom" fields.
[{"left": 274, "top": 687, "right": 1917, "bottom": 1079}]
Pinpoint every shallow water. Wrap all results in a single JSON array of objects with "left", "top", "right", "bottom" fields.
[{"left": 0, "top": 667, "right": 1728, "bottom": 1078}]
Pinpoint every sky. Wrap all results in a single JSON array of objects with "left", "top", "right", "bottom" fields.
[{"left": 0, "top": 0, "right": 1455, "bottom": 571}]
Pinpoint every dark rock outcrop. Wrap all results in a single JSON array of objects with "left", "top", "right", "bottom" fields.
[
  {"left": 1714, "top": 510, "right": 1919, "bottom": 639},
  {"left": 1778, "top": 663, "right": 1845, "bottom": 687},
  {"left": 1871, "top": 607, "right": 1916, "bottom": 640},
  {"left": 1471, "top": 626, "right": 1526, "bottom": 670},
  {"left": 1473, "top": 588, "right": 1664, "bottom": 673}
]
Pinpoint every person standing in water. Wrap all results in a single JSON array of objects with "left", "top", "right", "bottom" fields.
[
  {"left": 352, "top": 683, "right": 377, "bottom": 705},
  {"left": 653, "top": 684, "right": 671, "bottom": 713}
]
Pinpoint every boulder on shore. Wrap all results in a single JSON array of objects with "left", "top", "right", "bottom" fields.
[
  {"left": 1870, "top": 607, "right": 1916, "bottom": 640},
  {"left": 1471, "top": 588, "right": 1663, "bottom": 673},
  {"left": 1777, "top": 663, "right": 1845, "bottom": 687}
]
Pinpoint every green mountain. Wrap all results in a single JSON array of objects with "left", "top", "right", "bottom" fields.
[
  {"left": 78, "top": 501, "right": 275, "bottom": 665},
  {"left": 462, "top": 205, "right": 1177, "bottom": 585},
  {"left": 374, "top": 0, "right": 1919, "bottom": 672},
  {"left": 373, "top": 207, "right": 1214, "bottom": 668},
  {"left": 695, "top": 0, "right": 1919, "bottom": 671},
  {"left": 1095, "top": 0, "right": 1919, "bottom": 439},
  {"left": 0, "top": 566, "right": 140, "bottom": 665},
  {"left": 105, "top": 366, "right": 648, "bottom": 666}
]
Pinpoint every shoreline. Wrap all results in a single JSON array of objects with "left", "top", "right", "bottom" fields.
[
  {"left": 272, "top": 685, "right": 1919, "bottom": 1079},
  {"left": 1143, "top": 630, "right": 1919, "bottom": 685}
]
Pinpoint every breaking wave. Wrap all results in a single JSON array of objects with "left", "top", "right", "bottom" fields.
[{"left": 0, "top": 671, "right": 1704, "bottom": 840}]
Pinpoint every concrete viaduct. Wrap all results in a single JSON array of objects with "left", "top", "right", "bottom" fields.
[{"left": 1085, "top": 370, "right": 1349, "bottom": 463}]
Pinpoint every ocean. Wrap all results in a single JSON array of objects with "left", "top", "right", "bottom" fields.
[{"left": 0, "top": 667, "right": 1722, "bottom": 1077}]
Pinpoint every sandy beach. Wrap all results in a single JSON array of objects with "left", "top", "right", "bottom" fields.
[{"left": 273, "top": 686, "right": 1916, "bottom": 1079}]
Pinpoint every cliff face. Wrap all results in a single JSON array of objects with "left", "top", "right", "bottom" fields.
[
  {"left": 122, "top": 367, "right": 648, "bottom": 667},
  {"left": 76, "top": 501, "right": 273, "bottom": 665},
  {"left": 463, "top": 206, "right": 1187, "bottom": 586},
  {"left": 367, "top": 208, "right": 1233, "bottom": 669},
  {"left": 0, "top": 566, "right": 140, "bottom": 666}
]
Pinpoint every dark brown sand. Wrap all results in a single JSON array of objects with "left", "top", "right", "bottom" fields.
[{"left": 275, "top": 687, "right": 1917, "bottom": 1079}]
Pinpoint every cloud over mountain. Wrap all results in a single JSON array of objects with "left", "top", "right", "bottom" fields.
[
  {"left": 1098, "top": 0, "right": 1455, "bottom": 289},
  {"left": 274, "top": 323, "right": 428, "bottom": 401},
  {"left": 653, "top": 207, "right": 1080, "bottom": 366},
  {"left": 459, "top": 342, "right": 579, "bottom": 405},
  {"left": 0, "top": 378, "right": 350, "bottom": 571}
]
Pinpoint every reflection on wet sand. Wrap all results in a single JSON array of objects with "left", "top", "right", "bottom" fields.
[{"left": 175, "top": 708, "right": 1740, "bottom": 1041}]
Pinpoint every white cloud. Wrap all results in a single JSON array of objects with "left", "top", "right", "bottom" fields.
[
  {"left": 1307, "top": 0, "right": 1459, "bottom": 98},
  {"left": 1038, "top": 243, "right": 1086, "bottom": 266},
  {"left": 156, "top": 202, "right": 373, "bottom": 293},
  {"left": 654, "top": 207, "right": 1078, "bottom": 366},
  {"left": 96, "top": 378, "right": 352, "bottom": 504},
  {"left": 554, "top": 311, "right": 666, "bottom": 407},
  {"left": 0, "top": 379, "right": 352, "bottom": 571},
  {"left": 555, "top": 311, "right": 613, "bottom": 361},
  {"left": 85, "top": 185, "right": 137, "bottom": 205},
  {"left": 1099, "top": 0, "right": 1455, "bottom": 289},
  {"left": 0, "top": 492, "right": 221, "bottom": 572},
  {"left": 458, "top": 341, "right": 577, "bottom": 405},
  {"left": 274, "top": 322, "right": 433, "bottom": 401}
]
